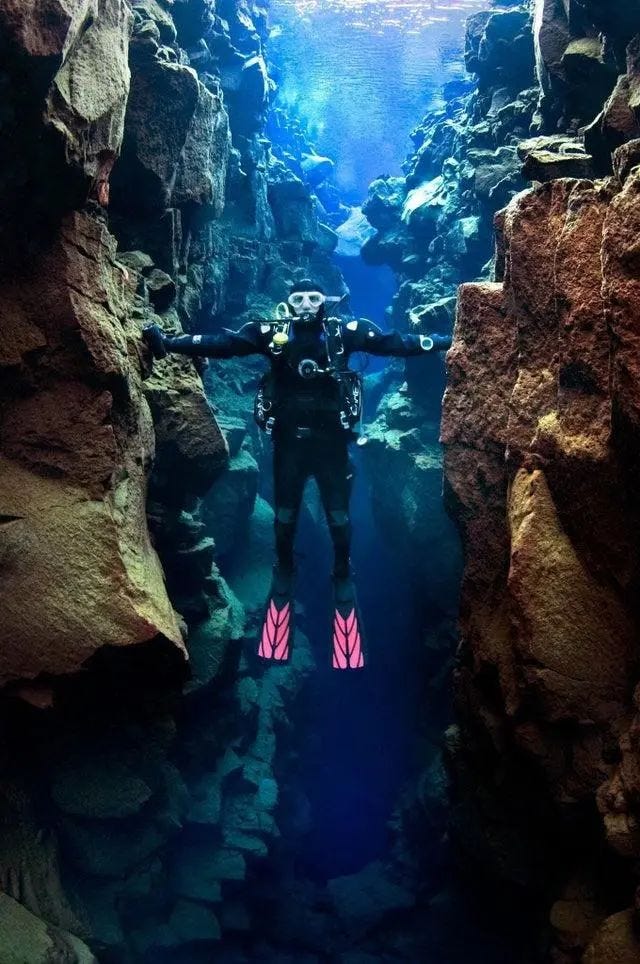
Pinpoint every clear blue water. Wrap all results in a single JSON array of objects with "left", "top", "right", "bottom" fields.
[{"left": 268, "top": 0, "right": 491, "bottom": 200}]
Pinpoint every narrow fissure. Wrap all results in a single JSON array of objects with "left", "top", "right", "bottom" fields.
[{"left": 2, "top": 0, "right": 640, "bottom": 961}]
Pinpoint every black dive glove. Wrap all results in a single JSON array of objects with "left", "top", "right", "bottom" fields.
[
  {"left": 420, "top": 333, "right": 452, "bottom": 352},
  {"left": 142, "top": 323, "right": 168, "bottom": 359}
]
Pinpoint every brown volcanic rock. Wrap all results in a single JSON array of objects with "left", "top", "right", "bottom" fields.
[
  {"left": 442, "top": 281, "right": 519, "bottom": 710},
  {"left": 172, "top": 79, "right": 231, "bottom": 215},
  {"left": 0, "top": 0, "right": 97, "bottom": 60},
  {"left": 0, "top": 0, "right": 132, "bottom": 193},
  {"left": 584, "top": 911, "right": 640, "bottom": 964},
  {"left": 508, "top": 468, "right": 634, "bottom": 724},
  {"left": 602, "top": 167, "right": 640, "bottom": 434},
  {"left": 535, "top": 179, "right": 635, "bottom": 593},
  {"left": 46, "top": 0, "right": 132, "bottom": 180},
  {"left": 444, "top": 148, "right": 640, "bottom": 885},
  {"left": 613, "top": 138, "right": 640, "bottom": 183},
  {"left": 144, "top": 351, "right": 229, "bottom": 503},
  {"left": 502, "top": 179, "right": 584, "bottom": 455},
  {"left": 111, "top": 47, "right": 201, "bottom": 215},
  {"left": 0, "top": 212, "right": 184, "bottom": 686},
  {"left": 554, "top": 182, "right": 612, "bottom": 448},
  {"left": 442, "top": 281, "right": 515, "bottom": 453}
]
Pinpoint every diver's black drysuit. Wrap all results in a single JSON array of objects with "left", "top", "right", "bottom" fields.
[{"left": 146, "top": 315, "right": 450, "bottom": 580}]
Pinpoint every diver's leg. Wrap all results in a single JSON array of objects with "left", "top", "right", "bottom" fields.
[
  {"left": 272, "top": 438, "right": 307, "bottom": 575},
  {"left": 315, "top": 439, "right": 364, "bottom": 670},
  {"left": 258, "top": 439, "right": 307, "bottom": 663},
  {"left": 315, "top": 437, "right": 353, "bottom": 579}
]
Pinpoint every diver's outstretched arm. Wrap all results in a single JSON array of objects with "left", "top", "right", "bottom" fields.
[
  {"left": 142, "top": 321, "right": 267, "bottom": 360},
  {"left": 343, "top": 320, "right": 451, "bottom": 358}
]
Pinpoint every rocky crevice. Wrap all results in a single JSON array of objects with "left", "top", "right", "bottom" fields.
[
  {"left": 0, "top": 1, "right": 343, "bottom": 960},
  {"left": 342, "top": 0, "right": 640, "bottom": 957},
  {"left": 5, "top": 0, "right": 640, "bottom": 959},
  {"left": 387, "top": 0, "right": 640, "bottom": 959}
]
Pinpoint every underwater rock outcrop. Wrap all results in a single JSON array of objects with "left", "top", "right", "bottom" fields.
[
  {"left": 0, "top": 0, "right": 358, "bottom": 959},
  {"left": 431, "top": 0, "right": 640, "bottom": 958},
  {"left": 0, "top": 1, "right": 186, "bottom": 685},
  {"left": 348, "top": 0, "right": 640, "bottom": 955},
  {"left": 0, "top": 211, "right": 186, "bottom": 685}
]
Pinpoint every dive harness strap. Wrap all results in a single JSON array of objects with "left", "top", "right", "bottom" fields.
[{"left": 253, "top": 318, "right": 363, "bottom": 436}]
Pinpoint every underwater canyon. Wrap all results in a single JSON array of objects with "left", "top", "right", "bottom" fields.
[{"left": 2, "top": 0, "right": 640, "bottom": 961}]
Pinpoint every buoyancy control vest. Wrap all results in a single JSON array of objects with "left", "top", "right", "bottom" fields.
[{"left": 254, "top": 317, "right": 363, "bottom": 437}]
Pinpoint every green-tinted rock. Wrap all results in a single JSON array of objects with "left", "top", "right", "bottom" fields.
[
  {"left": 218, "top": 900, "right": 251, "bottom": 932},
  {"left": 328, "top": 861, "right": 415, "bottom": 934},
  {"left": 146, "top": 267, "right": 176, "bottom": 312},
  {"left": 67, "top": 877, "right": 125, "bottom": 952},
  {"left": 209, "top": 848, "right": 246, "bottom": 881},
  {"left": 222, "top": 830, "right": 268, "bottom": 858},
  {"left": 224, "top": 496, "right": 275, "bottom": 613},
  {"left": 237, "top": 675, "right": 260, "bottom": 715},
  {"left": 203, "top": 446, "right": 259, "bottom": 557},
  {"left": 184, "top": 587, "right": 245, "bottom": 693},
  {"left": 132, "top": 0, "right": 177, "bottom": 43},
  {"left": 52, "top": 758, "right": 154, "bottom": 819},
  {"left": 60, "top": 816, "right": 165, "bottom": 878},
  {"left": 0, "top": 894, "right": 95, "bottom": 964},
  {"left": 257, "top": 777, "right": 279, "bottom": 812},
  {"left": 222, "top": 793, "right": 278, "bottom": 838},
  {"left": 169, "top": 899, "right": 221, "bottom": 942},
  {"left": 171, "top": 843, "right": 223, "bottom": 903},
  {"left": 187, "top": 772, "right": 223, "bottom": 826}
]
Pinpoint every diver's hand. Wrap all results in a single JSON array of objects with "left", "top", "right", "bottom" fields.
[
  {"left": 419, "top": 333, "right": 452, "bottom": 352},
  {"left": 142, "top": 323, "right": 168, "bottom": 359}
]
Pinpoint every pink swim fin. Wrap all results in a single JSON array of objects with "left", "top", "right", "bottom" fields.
[
  {"left": 331, "top": 576, "right": 366, "bottom": 671},
  {"left": 258, "top": 567, "right": 294, "bottom": 663}
]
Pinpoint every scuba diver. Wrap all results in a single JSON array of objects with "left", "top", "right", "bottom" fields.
[{"left": 143, "top": 280, "right": 450, "bottom": 671}]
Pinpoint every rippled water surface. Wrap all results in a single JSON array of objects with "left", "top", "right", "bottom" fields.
[{"left": 269, "top": 0, "right": 490, "bottom": 199}]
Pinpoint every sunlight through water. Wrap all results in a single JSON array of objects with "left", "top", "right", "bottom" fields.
[{"left": 269, "top": 0, "right": 491, "bottom": 199}]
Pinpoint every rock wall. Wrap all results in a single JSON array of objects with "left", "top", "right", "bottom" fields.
[
  {"left": 438, "top": 1, "right": 640, "bottom": 959},
  {"left": 0, "top": 1, "right": 347, "bottom": 960},
  {"left": 0, "top": 1, "right": 186, "bottom": 688}
]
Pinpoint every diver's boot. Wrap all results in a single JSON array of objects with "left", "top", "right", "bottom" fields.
[
  {"left": 258, "top": 564, "right": 295, "bottom": 663},
  {"left": 331, "top": 568, "right": 365, "bottom": 671}
]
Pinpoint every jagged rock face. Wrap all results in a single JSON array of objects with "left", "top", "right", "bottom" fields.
[
  {"left": 348, "top": 0, "right": 640, "bottom": 955},
  {"left": 0, "top": 0, "right": 132, "bottom": 262},
  {"left": 441, "top": 8, "right": 640, "bottom": 954},
  {"left": 0, "top": 212, "right": 185, "bottom": 685},
  {"left": 0, "top": 0, "right": 356, "bottom": 960},
  {"left": 0, "top": 892, "right": 96, "bottom": 964}
]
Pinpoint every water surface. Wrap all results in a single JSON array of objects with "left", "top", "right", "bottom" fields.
[{"left": 268, "top": 0, "right": 491, "bottom": 200}]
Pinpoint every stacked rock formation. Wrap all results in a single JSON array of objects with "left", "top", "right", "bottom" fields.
[
  {"left": 437, "top": 1, "right": 640, "bottom": 960},
  {"left": 353, "top": 0, "right": 640, "bottom": 956},
  {"left": 0, "top": 1, "right": 345, "bottom": 959},
  {"left": 0, "top": 1, "right": 187, "bottom": 688}
]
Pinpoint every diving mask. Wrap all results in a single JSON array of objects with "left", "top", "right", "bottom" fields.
[{"left": 287, "top": 290, "right": 326, "bottom": 316}]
